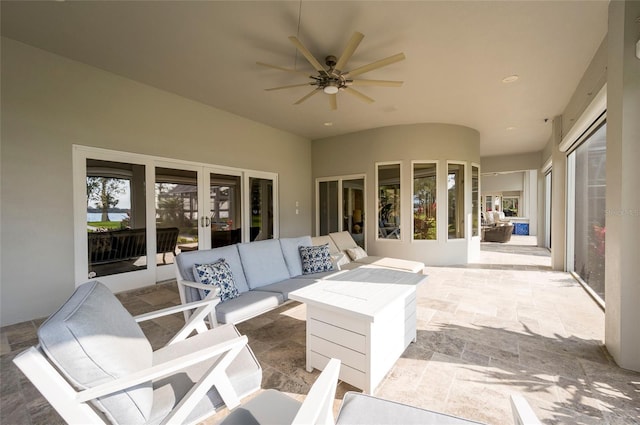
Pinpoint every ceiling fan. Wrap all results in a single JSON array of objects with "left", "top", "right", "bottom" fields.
[{"left": 258, "top": 31, "right": 405, "bottom": 110}]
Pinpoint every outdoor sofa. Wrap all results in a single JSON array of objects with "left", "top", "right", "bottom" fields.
[{"left": 174, "top": 232, "right": 425, "bottom": 326}]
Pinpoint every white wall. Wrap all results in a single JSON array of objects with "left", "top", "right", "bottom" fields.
[
  {"left": 0, "top": 38, "right": 312, "bottom": 325},
  {"left": 313, "top": 123, "right": 480, "bottom": 266},
  {"left": 481, "top": 172, "right": 524, "bottom": 193}
]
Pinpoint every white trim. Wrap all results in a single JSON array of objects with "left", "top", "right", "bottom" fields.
[{"left": 559, "top": 84, "right": 607, "bottom": 152}]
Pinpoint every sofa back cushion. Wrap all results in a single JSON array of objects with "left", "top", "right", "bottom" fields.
[
  {"left": 238, "top": 239, "right": 290, "bottom": 289},
  {"left": 38, "top": 281, "right": 153, "bottom": 425},
  {"left": 310, "top": 235, "right": 341, "bottom": 255},
  {"left": 279, "top": 235, "right": 313, "bottom": 277},
  {"left": 329, "top": 231, "right": 359, "bottom": 251},
  {"left": 176, "top": 245, "right": 250, "bottom": 303}
]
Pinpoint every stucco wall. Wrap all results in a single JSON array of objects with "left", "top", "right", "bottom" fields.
[{"left": 0, "top": 38, "right": 312, "bottom": 325}]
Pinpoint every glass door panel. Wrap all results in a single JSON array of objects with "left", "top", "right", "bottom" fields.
[
  {"left": 248, "top": 177, "right": 274, "bottom": 241},
  {"left": 472, "top": 166, "right": 479, "bottom": 237},
  {"left": 377, "top": 163, "right": 401, "bottom": 239},
  {"left": 448, "top": 163, "right": 465, "bottom": 239},
  {"left": 210, "top": 173, "right": 242, "bottom": 247},
  {"left": 342, "top": 178, "right": 365, "bottom": 248},
  {"left": 155, "top": 167, "right": 198, "bottom": 260},
  {"left": 318, "top": 180, "right": 339, "bottom": 235},
  {"left": 86, "top": 159, "right": 147, "bottom": 278}
]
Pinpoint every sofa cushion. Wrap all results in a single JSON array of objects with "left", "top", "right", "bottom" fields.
[
  {"left": 299, "top": 244, "right": 335, "bottom": 274},
  {"left": 346, "top": 246, "right": 368, "bottom": 261},
  {"left": 238, "top": 239, "right": 291, "bottom": 289},
  {"left": 353, "top": 256, "right": 425, "bottom": 273},
  {"left": 336, "top": 391, "right": 485, "bottom": 425},
  {"left": 329, "top": 231, "right": 360, "bottom": 251},
  {"left": 175, "top": 245, "right": 250, "bottom": 303},
  {"left": 38, "top": 281, "right": 153, "bottom": 425},
  {"left": 310, "top": 235, "right": 342, "bottom": 256},
  {"left": 214, "top": 291, "right": 284, "bottom": 324},
  {"left": 279, "top": 236, "right": 313, "bottom": 277},
  {"left": 193, "top": 259, "right": 240, "bottom": 302},
  {"left": 258, "top": 278, "right": 316, "bottom": 300}
]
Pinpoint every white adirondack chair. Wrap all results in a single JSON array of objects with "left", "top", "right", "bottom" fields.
[{"left": 13, "top": 281, "right": 262, "bottom": 425}]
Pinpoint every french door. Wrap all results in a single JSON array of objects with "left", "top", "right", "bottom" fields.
[
  {"left": 74, "top": 146, "right": 277, "bottom": 292},
  {"left": 316, "top": 175, "right": 365, "bottom": 249}
]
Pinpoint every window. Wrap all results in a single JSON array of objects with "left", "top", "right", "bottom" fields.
[
  {"left": 502, "top": 197, "right": 519, "bottom": 217},
  {"left": 413, "top": 162, "right": 437, "bottom": 240},
  {"left": 568, "top": 122, "right": 606, "bottom": 302},
  {"left": 448, "top": 163, "right": 464, "bottom": 239},
  {"left": 377, "top": 163, "right": 401, "bottom": 239}
]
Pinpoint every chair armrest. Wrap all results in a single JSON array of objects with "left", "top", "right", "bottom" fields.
[
  {"left": 292, "top": 358, "right": 341, "bottom": 425},
  {"left": 76, "top": 335, "right": 248, "bottom": 403},
  {"left": 510, "top": 394, "right": 541, "bottom": 425},
  {"left": 134, "top": 293, "right": 221, "bottom": 343},
  {"left": 179, "top": 279, "right": 223, "bottom": 293},
  {"left": 133, "top": 297, "right": 219, "bottom": 322}
]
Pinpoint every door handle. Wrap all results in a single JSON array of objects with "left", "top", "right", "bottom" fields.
[{"left": 205, "top": 217, "right": 211, "bottom": 227}]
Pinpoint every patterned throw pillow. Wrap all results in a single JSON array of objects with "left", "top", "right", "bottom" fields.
[
  {"left": 346, "top": 246, "right": 368, "bottom": 261},
  {"left": 193, "top": 259, "right": 239, "bottom": 302},
  {"left": 299, "top": 244, "right": 335, "bottom": 275}
]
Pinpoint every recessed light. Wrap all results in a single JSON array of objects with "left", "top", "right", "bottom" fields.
[
  {"left": 506, "top": 126, "right": 516, "bottom": 131},
  {"left": 502, "top": 75, "right": 519, "bottom": 83},
  {"left": 323, "top": 122, "right": 333, "bottom": 127}
]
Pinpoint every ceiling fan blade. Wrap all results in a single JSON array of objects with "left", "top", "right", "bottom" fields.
[
  {"left": 294, "top": 88, "right": 321, "bottom": 105},
  {"left": 329, "top": 93, "right": 337, "bottom": 110},
  {"left": 335, "top": 31, "right": 364, "bottom": 71},
  {"left": 344, "top": 87, "right": 375, "bottom": 104},
  {"left": 265, "top": 83, "right": 314, "bottom": 91},
  {"left": 350, "top": 79, "right": 404, "bottom": 87},
  {"left": 345, "top": 52, "right": 406, "bottom": 78},
  {"left": 288, "top": 36, "right": 327, "bottom": 75},
  {"left": 256, "top": 61, "right": 311, "bottom": 77}
]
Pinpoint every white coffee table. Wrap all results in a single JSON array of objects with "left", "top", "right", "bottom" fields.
[{"left": 289, "top": 266, "right": 426, "bottom": 394}]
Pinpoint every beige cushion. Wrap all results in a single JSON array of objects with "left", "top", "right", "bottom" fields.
[
  {"left": 329, "top": 231, "right": 359, "bottom": 251},
  {"left": 311, "top": 235, "right": 341, "bottom": 256},
  {"left": 354, "top": 256, "right": 424, "bottom": 273},
  {"left": 346, "top": 246, "right": 368, "bottom": 261}
]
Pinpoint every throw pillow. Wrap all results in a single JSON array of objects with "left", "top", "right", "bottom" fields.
[
  {"left": 193, "top": 259, "right": 239, "bottom": 302},
  {"left": 346, "top": 246, "right": 368, "bottom": 261},
  {"left": 299, "top": 244, "right": 335, "bottom": 274}
]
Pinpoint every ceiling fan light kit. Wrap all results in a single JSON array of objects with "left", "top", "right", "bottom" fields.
[{"left": 259, "top": 31, "right": 405, "bottom": 110}]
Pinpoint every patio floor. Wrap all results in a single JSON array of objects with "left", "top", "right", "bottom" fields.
[{"left": 1, "top": 236, "right": 639, "bottom": 424}]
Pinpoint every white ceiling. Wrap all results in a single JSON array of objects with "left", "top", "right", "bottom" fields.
[{"left": 1, "top": 1, "right": 608, "bottom": 156}]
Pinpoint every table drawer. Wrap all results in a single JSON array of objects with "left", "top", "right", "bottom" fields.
[{"left": 309, "top": 318, "right": 366, "bottom": 353}]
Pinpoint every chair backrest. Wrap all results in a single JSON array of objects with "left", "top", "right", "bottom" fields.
[
  {"left": 18, "top": 281, "right": 153, "bottom": 424},
  {"left": 156, "top": 226, "right": 179, "bottom": 253},
  {"left": 292, "top": 358, "right": 341, "bottom": 425}
]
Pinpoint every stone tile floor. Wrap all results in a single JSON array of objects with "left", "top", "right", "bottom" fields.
[{"left": 1, "top": 237, "right": 639, "bottom": 424}]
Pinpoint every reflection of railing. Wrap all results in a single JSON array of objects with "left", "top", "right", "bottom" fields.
[{"left": 88, "top": 227, "right": 179, "bottom": 265}]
